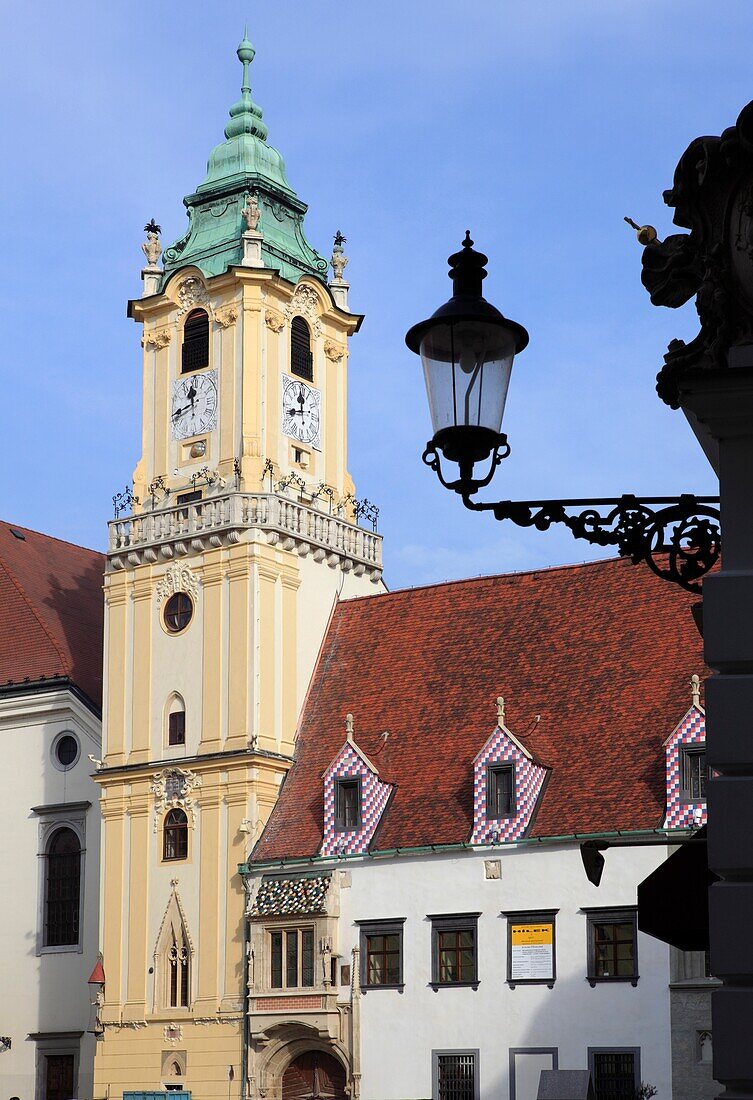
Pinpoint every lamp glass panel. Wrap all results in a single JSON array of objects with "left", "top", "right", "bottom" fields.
[{"left": 420, "top": 320, "right": 515, "bottom": 434}]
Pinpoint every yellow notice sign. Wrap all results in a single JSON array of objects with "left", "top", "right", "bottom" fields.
[{"left": 510, "top": 921, "right": 554, "bottom": 980}]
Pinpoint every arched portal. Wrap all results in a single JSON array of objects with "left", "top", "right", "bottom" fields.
[{"left": 281, "top": 1051, "right": 347, "bottom": 1100}]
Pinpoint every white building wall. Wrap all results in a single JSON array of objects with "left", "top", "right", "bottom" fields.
[
  {"left": 0, "top": 688, "right": 101, "bottom": 1099},
  {"left": 335, "top": 842, "right": 672, "bottom": 1100}
]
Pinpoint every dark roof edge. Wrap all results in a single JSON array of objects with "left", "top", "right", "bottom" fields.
[
  {"left": 240, "top": 827, "right": 694, "bottom": 875},
  {"left": 0, "top": 676, "right": 101, "bottom": 719}
]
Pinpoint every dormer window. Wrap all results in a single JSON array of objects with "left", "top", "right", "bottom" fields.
[
  {"left": 681, "top": 746, "right": 707, "bottom": 801},
  {"left": 182, "top": 309, "right": 209, "bottom": 373},
  {"left": 335, "top": 778, "right": 361, "bottom": 830},
  {"left": 291, "top": 316, "right": 313, "bottom": 381},
  {"left": 486, "top": 764, "right": 515, "bottom": 818}
]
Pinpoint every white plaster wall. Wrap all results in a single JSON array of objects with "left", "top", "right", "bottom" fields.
[
  {"left": 336, "top": 843, "right": 672, "bottom": 1100},
  {"left": 0, "top": 688, "right": 101, "bottom": 1098}
]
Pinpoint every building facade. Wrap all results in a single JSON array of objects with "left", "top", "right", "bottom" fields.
[
  {"left": 244, "top": 564, "right": 713, "bottom": 1100},
  {"left": 92, "top": 33, "right": 383, "bottom": 1100},
  {"left": 0, "top": 521, "right": 104, "bottom": 1100}
]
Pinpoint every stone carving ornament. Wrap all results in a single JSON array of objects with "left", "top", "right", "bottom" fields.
[
  {"left": 142, "top": 329, "right": 172, "bottom": 351},
  {"left": 155, "top": 562, "right": 200, "bottom": 604},
  {"left": 324, "top": 339, "right": 345, "bottom": 362},
  {"left": 215, "top": 305, "right": 239, "bottom": 329},
  {"left": 150, "top": 768, "right": 202, "bottom": 831},
  {"left": 241, "top": 192, "right": 261, "bottom": 232},
  {"left": 285, "top": 284, "right": 323, "bottom": 337},
  {"left": 264, "top": 308, "right": 285, "bottom": 333},
  {"left": 141, "top": 219, "right": 163, "bottom": 269},
  {"left": 177, "top": 276, "right": 211, "bottom": 318}
]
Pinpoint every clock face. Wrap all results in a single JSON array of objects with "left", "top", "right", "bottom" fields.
[
  {"left": 171, "top": 370, "right": 218, "bottom": 440},
  {"left": 281, "top": 376, "right": 321, "bottom": 449}
]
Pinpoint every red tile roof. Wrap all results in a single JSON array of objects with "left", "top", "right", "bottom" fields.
[
  {"left": 0, "top": 521, "right": 104, "bottom": 709},
  {"left": 252, "top": 557, "right": 706, "bottom": 861}
]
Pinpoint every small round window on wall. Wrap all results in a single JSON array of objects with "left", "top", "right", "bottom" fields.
[
  {"left": 163, "top": 592, "right": 193, "bottom": 634},
  {"left": 52, "top": 731, "right": 80, "bottom": 771}
]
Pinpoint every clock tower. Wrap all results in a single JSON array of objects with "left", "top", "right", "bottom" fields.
[{"left": 94, "top": 34, "right": 383, "bottom": 1099}]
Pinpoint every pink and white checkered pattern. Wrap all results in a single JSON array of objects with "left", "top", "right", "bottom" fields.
[
  {"left": 664, "top": 705, "right": 706, "bottom": 829},
  {"left": 320, "top": 742, "right": 393, "bottom": 856},
  {"left": 470, "top": 726, "right": 547, "bottom": 845}
]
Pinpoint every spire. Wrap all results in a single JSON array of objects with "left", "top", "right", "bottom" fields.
[{"left": 224, "top": 30, "right": 268, "bottom": 141}]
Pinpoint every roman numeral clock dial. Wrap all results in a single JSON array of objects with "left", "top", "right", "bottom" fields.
[
  {"left": 171, "top": 370, "right": 218, "bottom": 440},
  {"left": 281, "top": 376, "right": 321, "bottom": 449}
]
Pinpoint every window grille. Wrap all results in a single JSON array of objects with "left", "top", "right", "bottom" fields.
[
  {"left": 182, "top": 309, "right": 209, "bottom": 373},
  {"left": 291, "top": 316, "right": 313, "bottom": 380},
  {"left": 164, "top": 808, "right": 188, "bottom": 861},
  {"left": 44, "top": 827, "right": 81, "bottom": 947},
  {"left": 486, "top": 764, "right": 515, "bottom": 817},
  {"left": 591, "top": 1050, "right": 637, "bottom": 1100},
  {"left": 45, "top": 1054, "right": 76, "bottom": 1100},
  {"left": 436, "top": 1053, "right": 476, "bottom": 1100}
]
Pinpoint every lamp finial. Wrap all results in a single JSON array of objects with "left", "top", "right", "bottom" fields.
[
  {"left": 345, "top": 712, "right": 354, "bottom": 740},
  {"left": 691, "top": 673, "right": 701, "bottom": 709},
  {"left": 496, "top": 695, "right": 505, "bottom": 726}
]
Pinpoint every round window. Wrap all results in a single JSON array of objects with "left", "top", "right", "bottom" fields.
[
  {"left": 53, "top": 732, "right": 80, "bottom": 770},
  {"left": 164, "top": 592, "right": 193, "bottom": 633}
]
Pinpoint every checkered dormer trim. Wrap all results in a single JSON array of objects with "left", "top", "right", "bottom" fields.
[
  {"left": 470, "top": 726, "right": 547, "bottom": 844},
  {"left": 664, "top": 705, "right": 707, "bottom": 829},
  {"left": 321, "top": 742, "right": 393, "bottom": 856}
]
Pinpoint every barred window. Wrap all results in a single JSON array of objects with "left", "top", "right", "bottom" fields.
[
  {"left": 182, "top": 309, "right": 209, "bottom": 373},
  {"left": 291, "top": 316, "right": 313, "bottom": 381},
  {"left": 163, "top": 808, "right": 188, "bottom": 861},
  {"left": 270, "top": 927, "right": 315, "bottom": 989},
  {"left": 44, "top": 827, "right": 81, "bottom": 947},
  {"left": 433, "top": 1051, "right": 478, "bottom": 1100},
  {"left": 589, "top": 1049, "right": 638, "bottom": 1100}
]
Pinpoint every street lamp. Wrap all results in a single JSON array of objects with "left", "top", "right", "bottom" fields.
[
  {"left": 406, "top": 234, "right": 721, "bottom": 594},
  {"left": 405, "top": 231, "right": 528, "bottom": 492}
]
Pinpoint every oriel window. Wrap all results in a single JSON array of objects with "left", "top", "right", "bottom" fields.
[
  {"left": 181, "top": 308, "right": 209, "bottom": 373},
  {"left": 270, "top": 927, "right": 315, "bottom": 988},
  {"left": 291, "top": 316, "right": 313, "bottom": 381}
]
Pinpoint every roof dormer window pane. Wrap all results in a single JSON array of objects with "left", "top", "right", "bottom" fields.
[
  {"left": 335, "top": 778, "right": 361, "bottom": 830},
  {"left": 681, "top": 747, "right": 707, "bottom": 801},
  {"left": 487, "top": 764, "right": 515, "bottom": 818}
]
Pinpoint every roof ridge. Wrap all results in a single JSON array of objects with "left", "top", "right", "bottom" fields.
[
  {"left": 0, "top": 553, "right": 71, "bottom": 678},
  {"left": 0, "top": 519, "right": 102, "bottom": 557}
]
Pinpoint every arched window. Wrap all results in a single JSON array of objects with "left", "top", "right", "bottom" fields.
[
  {"left": 290, "top": 316, "right": 313, "bottom": 381},
  {"left": 163, "top": 808, "right": 188, "bottom": 861},
  {"left": 181, "top": 309, "right": 209, "bottom": 374},
  {"left": 166, "top": 694, "right": 186, "bottom": 747},
  {"left": 44, "top": 827, "right": 81, "bottom": 947},
  {"left": 167, "top": 927, "right": 190, "bottom": 1007}
]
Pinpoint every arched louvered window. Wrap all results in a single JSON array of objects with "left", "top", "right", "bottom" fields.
[
  {"left": 167, "top": 928, "right": 190, "bottom": 1007},
  {"left": 44, "top": 827, "right": 81, "bottom": 947},
  {"left": 163, "top": 808, "right": 189, "bottom": 861},
  {"left": 181, "top": 309, "right": 209, "bottom": 374},
  {"left": 290, "top": 316, "right": 313, "bottom": 381}
]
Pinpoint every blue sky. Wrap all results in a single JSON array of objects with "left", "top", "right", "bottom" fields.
[{"left": 2, "top": 1, "right": 751, "bottom": 588}]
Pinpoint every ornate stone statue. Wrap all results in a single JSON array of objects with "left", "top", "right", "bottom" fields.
[
  {"left": 241, "top": 192, "right": 261, "bottom": 233},
  {"left": 141, "top": 219, "right": 163, "bottom": 268},
  {"left": 330, "top": 230, "right": 349, "bottom": 281}
]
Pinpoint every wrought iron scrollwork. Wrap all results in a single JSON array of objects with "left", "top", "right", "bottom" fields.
[
  {"left": 113, "top": 485, "right": 139, "bottom": 519},
  {"left": 354, "top": 497, "right": 380, "bottom": 532},
  {"left": 422, "top": 437, "right": 510, "bottom": 495},
  {"left": 461, "top": 492, "right": 720, "bottom": 593}
]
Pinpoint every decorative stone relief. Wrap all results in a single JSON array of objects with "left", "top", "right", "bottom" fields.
[
  {"left": 141, "top": 329, "right": 172, "bottom": 351},
  {"left": 264, "top": 308, "right": 285, "bottom": 333},
  {"left": 141, "top": 220, "right": 163, "bottom": 269},
  {"left": 484, "top": 859, "right": 501, "bottom": 880},
  {"left": 164, "top": 1024, "right": 183, "bottom": 1044},
  {"left": 324, "top": 339, "right": 345, "bottom": 362},
  {"left": 241, "top": 192, "right": 261, "bottom": 232},
  {"left": 215, "top": 305, "right": 239, "bottom": 329},
  {"left": 285, "top": 284, "right": 323, "bottom": 337},
  {"left": 155, "top": 562, "right": 200, "bottom": 604},
  {"left": 177, "top": 276, "right": 211, "bottom": 317},
  {"left": 150, "top": 768, "right": 202, "bottom": 831}
]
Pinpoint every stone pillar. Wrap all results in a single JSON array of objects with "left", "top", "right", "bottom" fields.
[
  {"left": 241, "top": 230, "right": 264, "bottom": 268},
  {"left": 141, "top": 266, "right": 161, "bottom": 296},
  {"left": 329, "top": 280, "right": 350, "bottom": 310},
  {"left": 682, "top": 373, "right": 753, "bottom": 1100}
]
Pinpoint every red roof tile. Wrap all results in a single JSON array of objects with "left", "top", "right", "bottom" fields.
[
  {"left": 252, "top": 557, "right": 706, "bottom": 860},
  {"left": 0, "top": 521, "right": 104, "bottom": 708}
]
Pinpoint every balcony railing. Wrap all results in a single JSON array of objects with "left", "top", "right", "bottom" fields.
[{"left": 108, "top": 492, "right": 383, "bottom": 574}]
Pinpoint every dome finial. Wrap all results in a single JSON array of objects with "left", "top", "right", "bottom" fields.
[{"left": 225, "top": 29, "right": 268, "bottom": 141}]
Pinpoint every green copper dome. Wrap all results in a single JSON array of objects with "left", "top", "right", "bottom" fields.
[{"left": 161, "top": 33, "right": 328, "bottom": 288}]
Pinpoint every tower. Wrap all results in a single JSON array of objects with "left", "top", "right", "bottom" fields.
[{"left": 94, "top": 34, "right": 383, "bottom": 1099}]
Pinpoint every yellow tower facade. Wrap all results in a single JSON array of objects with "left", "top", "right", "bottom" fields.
[{"left": 93, "top": 34, "right": 382, "bottom": 1099}]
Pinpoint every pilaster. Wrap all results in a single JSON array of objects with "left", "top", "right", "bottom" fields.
[
  {"left": 200, "top": 555, "right": 225, "bottom": 753},
  {"left": 124, "top": 787, "right": 151, "bottom": 1020},
  {"left": 194, "top": 776, "right": 223, "bottom": 1015},
  {"left": 129, "top": 575, "right": 153, "bottom": 764}
]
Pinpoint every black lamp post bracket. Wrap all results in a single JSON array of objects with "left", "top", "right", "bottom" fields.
[{"left": 459, "top": 488, "right": 719, "bottom": 594}]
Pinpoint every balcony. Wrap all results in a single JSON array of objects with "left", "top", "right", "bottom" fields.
[{"left": 108, "top": 492, "right": 383, "bottom": 580}]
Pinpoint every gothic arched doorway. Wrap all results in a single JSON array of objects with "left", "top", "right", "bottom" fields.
[{"left": 281, "top": 1051, "right": 347, "bottom": 1100}]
